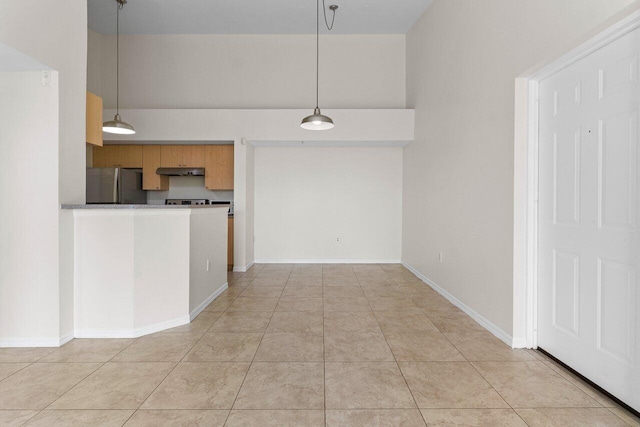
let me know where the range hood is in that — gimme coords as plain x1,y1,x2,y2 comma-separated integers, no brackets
155,168,205,176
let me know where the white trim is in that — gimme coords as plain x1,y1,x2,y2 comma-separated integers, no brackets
74,315,190,339
59,331,74,346
402,262,514,348
254,259,402,264
250,140,411,148
513,8,640,350
190,282,228,320
234,260,254,273
0,335,71,348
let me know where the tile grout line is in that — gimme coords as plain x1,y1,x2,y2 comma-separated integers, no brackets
41,361,106,411
219,268,251,427
127,269,247,423
5,330,141,421
217,267,254,427
224,265,292,420
361,269,427,421
322,263,326,427
605,407,638,427
384,272,431,425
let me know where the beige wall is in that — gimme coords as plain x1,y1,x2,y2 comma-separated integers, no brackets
0,0,87,344
88,32,405,109
254,147,403,263
403,0,637,337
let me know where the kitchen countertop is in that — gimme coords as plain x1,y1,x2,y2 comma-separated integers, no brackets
61,204,230,210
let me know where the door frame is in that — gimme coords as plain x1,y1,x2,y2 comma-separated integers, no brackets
513,4,640,349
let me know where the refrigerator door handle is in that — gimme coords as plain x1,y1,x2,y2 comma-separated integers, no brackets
114,168,120,203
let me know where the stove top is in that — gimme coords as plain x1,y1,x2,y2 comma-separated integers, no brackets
165,199,234,215
165,199,209,205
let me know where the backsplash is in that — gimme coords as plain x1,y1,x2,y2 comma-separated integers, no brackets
146,176,233,205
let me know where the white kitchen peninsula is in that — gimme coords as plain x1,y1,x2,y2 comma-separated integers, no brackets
62,204,229,338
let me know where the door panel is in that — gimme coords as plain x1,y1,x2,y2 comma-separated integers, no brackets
552,250,581,336
538,26,640,411
598,113,637,231
597,258,636,363
553,130,581,226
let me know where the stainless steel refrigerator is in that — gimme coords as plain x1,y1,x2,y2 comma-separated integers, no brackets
86,168,147,204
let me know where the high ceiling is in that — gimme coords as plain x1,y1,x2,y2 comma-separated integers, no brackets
88,0,432,35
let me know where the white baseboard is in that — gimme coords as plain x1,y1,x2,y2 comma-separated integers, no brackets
402,262,514,348
75,314,191,339
512,337,527,348
0,330,76,348
254,259,402,264
59,331,74,346
190,282,228,320
234,260,255,273
0,337,62,348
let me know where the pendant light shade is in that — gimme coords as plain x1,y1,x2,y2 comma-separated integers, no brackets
103,0,135,135
301,107,334,130
102,114,136,134
300,1,337,131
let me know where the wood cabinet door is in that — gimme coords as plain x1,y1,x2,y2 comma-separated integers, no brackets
205,145,234,190
93,145,142,168
182,145,205,167
86,92,103,147
92,145,120,167
160,145,184,167
117,145,143,168
142,146,168,190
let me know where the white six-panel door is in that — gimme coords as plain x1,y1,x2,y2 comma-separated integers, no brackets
538,26,640,411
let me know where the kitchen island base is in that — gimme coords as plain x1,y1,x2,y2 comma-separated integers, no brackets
67,205,228,338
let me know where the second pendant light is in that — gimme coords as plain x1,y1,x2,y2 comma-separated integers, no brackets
301,1,338,131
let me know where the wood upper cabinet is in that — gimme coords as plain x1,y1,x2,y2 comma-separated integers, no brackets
182,146,205,167
205,145,234,190
86,92,103,147
93,145,143,168
160,145,205,167
142,146,169,191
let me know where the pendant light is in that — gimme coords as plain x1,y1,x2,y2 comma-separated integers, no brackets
103,0,135,135
300,0,338,130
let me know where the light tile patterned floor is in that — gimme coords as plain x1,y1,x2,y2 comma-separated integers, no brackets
0,263,638,426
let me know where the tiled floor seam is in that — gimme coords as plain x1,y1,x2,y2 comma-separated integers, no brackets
225,267,291,418
322,263,327,427
365,273,427,424
606,407,638,427
129,323,202,413
437,330,533,427
130,269,247,424
42,361,106,411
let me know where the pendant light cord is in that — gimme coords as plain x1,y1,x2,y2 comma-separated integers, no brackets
322,0,336,31
316,0,319,108
315,0,337,109
116,0,122,115
115,0,126,115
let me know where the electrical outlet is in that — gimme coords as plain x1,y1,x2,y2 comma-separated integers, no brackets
206,259,210,271
439,252,444,263
41,70,51,87
336,236,341,244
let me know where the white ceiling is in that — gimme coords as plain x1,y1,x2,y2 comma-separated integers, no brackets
87,0,432,35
